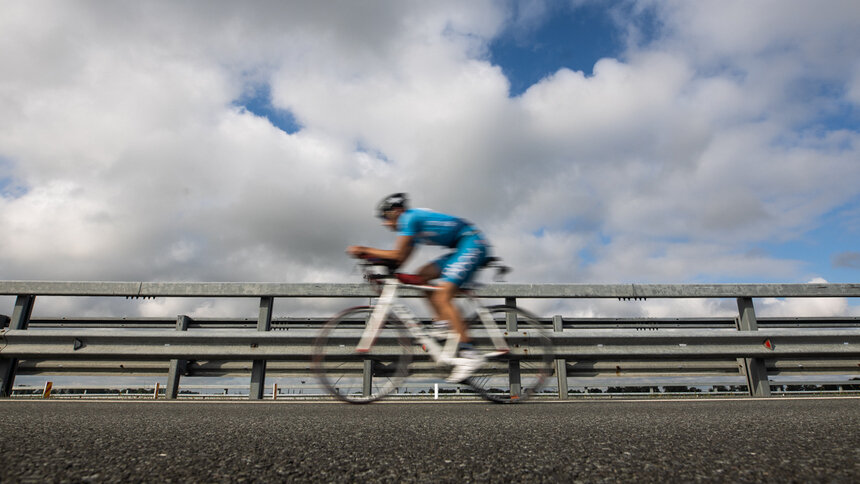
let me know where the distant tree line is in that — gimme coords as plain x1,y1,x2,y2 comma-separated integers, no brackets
565,384,860,394
12,388,202,395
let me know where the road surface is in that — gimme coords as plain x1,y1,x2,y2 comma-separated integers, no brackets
1,397,858,482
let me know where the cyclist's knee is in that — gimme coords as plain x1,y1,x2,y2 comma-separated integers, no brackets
433,282,458,303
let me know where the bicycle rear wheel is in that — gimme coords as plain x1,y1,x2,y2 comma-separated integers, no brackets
312,306,412,404
464,306,554,403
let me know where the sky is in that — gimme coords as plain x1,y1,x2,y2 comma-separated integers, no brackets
1,0,859,320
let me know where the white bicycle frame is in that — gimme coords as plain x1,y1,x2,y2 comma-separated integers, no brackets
355,276,510,365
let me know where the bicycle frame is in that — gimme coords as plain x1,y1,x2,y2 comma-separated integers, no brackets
355,276,510,365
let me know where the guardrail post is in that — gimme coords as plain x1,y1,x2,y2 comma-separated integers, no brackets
250,297,273,400
0,355,14,399
553,315,568,400
1,295,35,397
166,315,192,399
736,297,771,397
505,297,521,398
362,359,373,397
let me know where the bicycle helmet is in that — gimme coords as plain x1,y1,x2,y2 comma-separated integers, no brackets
376,192,408,219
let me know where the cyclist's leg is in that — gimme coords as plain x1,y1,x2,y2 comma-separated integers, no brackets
417,257,447,322
435,238,489,344
415,256,472,344
430,281,465,341
416,260,442,285
441,248,484,382
416,250,471,342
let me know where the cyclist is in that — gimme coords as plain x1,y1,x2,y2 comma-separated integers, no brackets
347,193,490,382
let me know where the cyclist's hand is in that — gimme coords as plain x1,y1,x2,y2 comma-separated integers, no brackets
346,246,368,258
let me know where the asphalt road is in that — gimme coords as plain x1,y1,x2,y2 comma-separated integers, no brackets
1,398,858,483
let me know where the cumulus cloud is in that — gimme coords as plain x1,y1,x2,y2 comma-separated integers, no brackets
1,1,858,318
757,278,860,318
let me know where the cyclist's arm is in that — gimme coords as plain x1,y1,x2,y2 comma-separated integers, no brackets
348,235,414,265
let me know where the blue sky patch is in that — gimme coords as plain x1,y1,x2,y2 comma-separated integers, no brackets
755,199,860,282
0,177,27,199
355,141,393,164
0,158,28,199
489,1,624,96
233,83,301,134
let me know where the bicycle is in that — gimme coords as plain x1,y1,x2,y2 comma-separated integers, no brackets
311,258,555,403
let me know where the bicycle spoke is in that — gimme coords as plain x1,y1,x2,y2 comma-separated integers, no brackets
312,307,412,403
465,306,554,403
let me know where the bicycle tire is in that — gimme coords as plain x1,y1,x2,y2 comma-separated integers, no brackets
312,306,412,404
463,305,554,403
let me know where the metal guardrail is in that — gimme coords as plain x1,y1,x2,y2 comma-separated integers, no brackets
2,281,860,400
3,328,859,359
17,315,860,330
1,281,860,298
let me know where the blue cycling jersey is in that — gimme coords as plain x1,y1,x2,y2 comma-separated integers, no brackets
397,208,490,286
397,208,474,248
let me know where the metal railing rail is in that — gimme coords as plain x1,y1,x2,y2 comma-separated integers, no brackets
3,328,859,359
2,281,860,400
15,315,860,330
2,281,860,298
13,358,858,377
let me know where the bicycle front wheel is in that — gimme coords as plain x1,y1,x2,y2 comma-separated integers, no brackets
465,306,554,403
312,306,412,404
